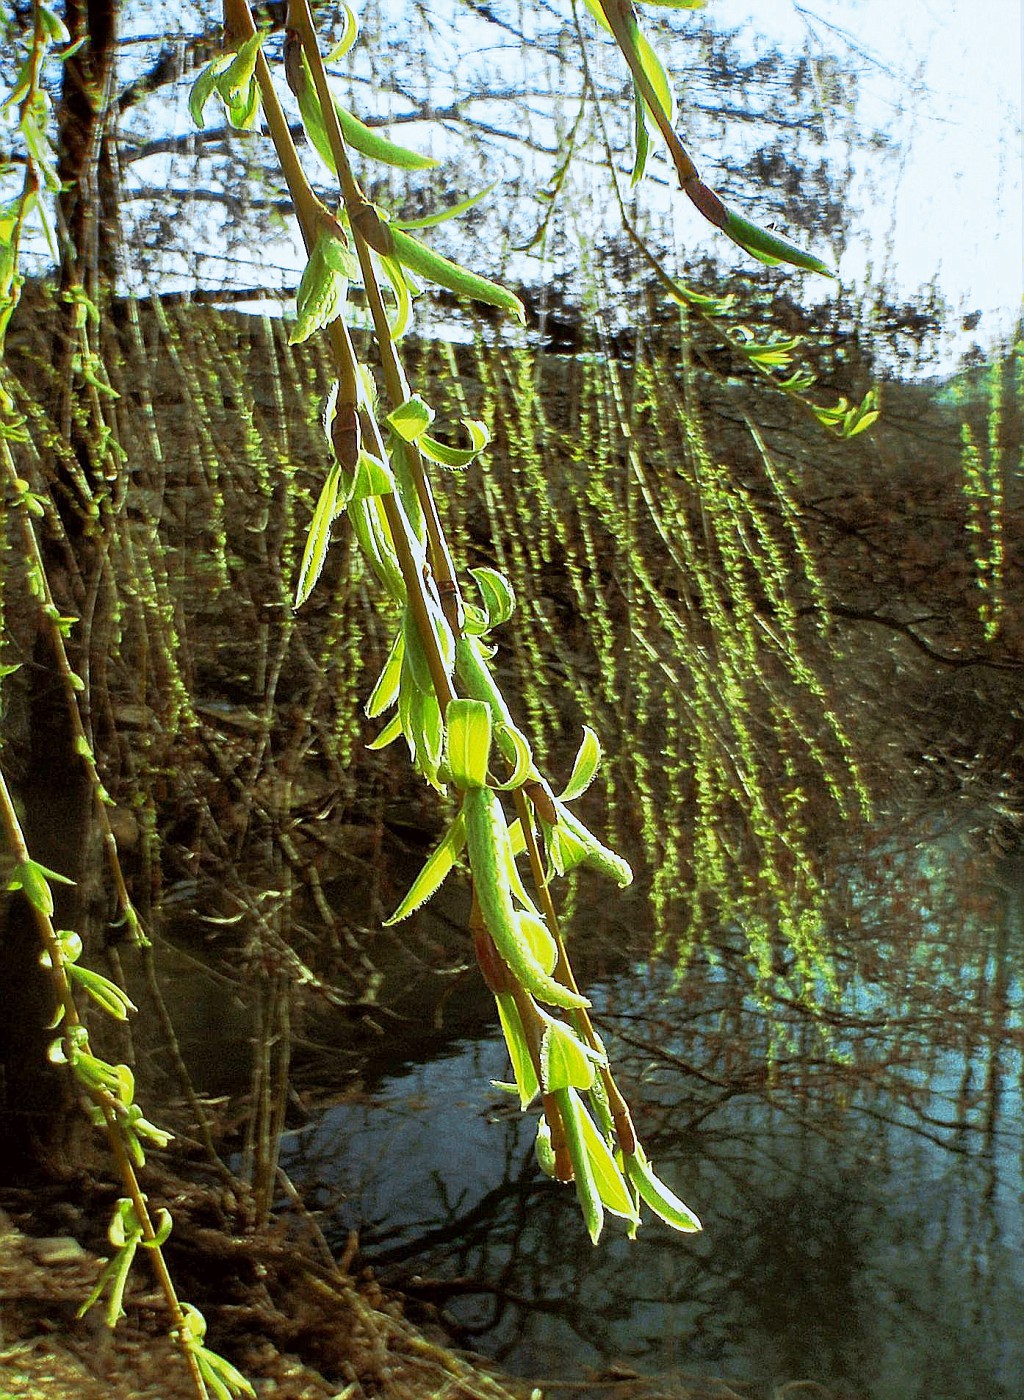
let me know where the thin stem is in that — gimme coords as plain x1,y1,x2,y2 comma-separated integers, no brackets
286,0,464,634
0,764,209,1400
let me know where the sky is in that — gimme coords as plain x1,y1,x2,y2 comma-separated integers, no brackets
709,0,1023,357
9,0,1019,368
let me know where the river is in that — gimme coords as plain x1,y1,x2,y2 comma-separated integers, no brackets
266,832,1024,1400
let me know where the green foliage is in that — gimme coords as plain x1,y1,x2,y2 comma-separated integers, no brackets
2,0,917,1290
953,340,1017,641
291,227,359,343
285,40,437,173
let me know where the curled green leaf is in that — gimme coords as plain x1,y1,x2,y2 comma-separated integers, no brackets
418,418,490,470
446,697,492,789
722,208,835,277
325,3,359,63
492,721,533,789
468,565,514,629
294,53,436,172
389,228,526,324
464,787,588,1010
625,1149,702,1232
560,726,602,802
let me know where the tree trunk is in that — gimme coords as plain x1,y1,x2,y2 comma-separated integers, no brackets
57,0,121,297
0,0,121,1184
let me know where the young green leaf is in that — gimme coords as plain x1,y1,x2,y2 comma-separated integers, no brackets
365,628,405,718
294,462,342,608
580,0,613,34
492,721,533,789
215,31,264,104
630,85,650,186
386,394,435,443
495,991,540,1108
557,1087,604,1244
634,26,675,125
384,812,467,924
625,1150,702,1232
125,1103,173,1151
38,4,71,42
10,859,54,916
194,1345,256,1400
576,1098,639,1222
418,418,490,470
540,1016,598,1092
291,231,357,344
104,1239,139,1327
517,910,558,974
468,565,515,629
50,929,83,965
464,786,588,1010
350,450,395,499
393,182,498,231
188,56,232,128
294,53,437,173
551,804,633,886
722,208,835,277
378,254,415,338
367,712,403,750
535,1116,557,1176
388,228,526,324
67,964,138,1021
325,3,359,62
560,726,602,802
446,698,492,789
140,1207,173,1249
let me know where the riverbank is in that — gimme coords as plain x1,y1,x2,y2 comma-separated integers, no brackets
0,1195,532,1400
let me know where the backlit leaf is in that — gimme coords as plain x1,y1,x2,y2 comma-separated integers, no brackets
468,565,514,628
418,418,490,470
294,463,341,608
577,1100,639,1221
540,1016,597,1091
367,713,403,750
625,1150,702,1232
384,812,466,924
387,394,435,443
558,1087,604,1243
560,726,601,802
365,629,404,718
496,991,540,1108
446,698,492,789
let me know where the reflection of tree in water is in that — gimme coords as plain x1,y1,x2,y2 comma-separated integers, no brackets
280,824,1023,1394
713,1168,870,1385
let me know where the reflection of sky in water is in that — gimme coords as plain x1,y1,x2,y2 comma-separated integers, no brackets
284,962,1024,1400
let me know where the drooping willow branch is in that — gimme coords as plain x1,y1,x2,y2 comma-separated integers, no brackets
208,0,700,1242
